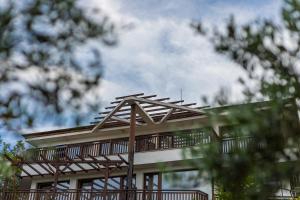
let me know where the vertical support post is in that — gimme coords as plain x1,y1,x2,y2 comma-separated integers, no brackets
158,173,162,200
104,166,109,200
53,164,59,193
127,103,136,199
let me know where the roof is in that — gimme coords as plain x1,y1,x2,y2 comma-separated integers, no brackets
23,94,296,140
23,93,207,139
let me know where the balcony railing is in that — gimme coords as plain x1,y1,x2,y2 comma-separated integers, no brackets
25,129,259,163
0,189,209,200
222,136,253,153
27,130,210,161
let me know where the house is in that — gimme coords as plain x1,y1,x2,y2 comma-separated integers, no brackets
1,93,299,200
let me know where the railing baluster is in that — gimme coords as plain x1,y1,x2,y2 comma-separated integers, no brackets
26,130,258,163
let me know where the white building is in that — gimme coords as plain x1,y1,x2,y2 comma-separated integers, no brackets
3,94,299,200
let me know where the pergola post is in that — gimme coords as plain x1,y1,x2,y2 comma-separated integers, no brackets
127,103,136,198
104,165,109,200
53,163,59,193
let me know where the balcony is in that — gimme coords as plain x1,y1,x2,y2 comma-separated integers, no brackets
0,189,209,200
27,130,211,162
24,131,259,163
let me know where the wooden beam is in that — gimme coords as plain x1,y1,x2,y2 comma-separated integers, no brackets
110,116,142,126
60,163,76,174
135,102,155,125
159,108,175,124
39,155,55,173
97,103,198,120
111,116,131,124
104,165,109,196
127,104,136,191
25,163,44,176
53,163,59,191
115,93,144,100
76,155,100,171
104,97,170,110
92,100,126,133
100,154,111,162
20,166,33,177
87,154,102,170
66,155,88,173
99,100,183,115
112,94,155,103
127,96,205,114
38,163,54,175
117,154,129,165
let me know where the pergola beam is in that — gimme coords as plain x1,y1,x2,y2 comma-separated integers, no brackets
60,163,76,174
92,100,126,133
38,163,54,175
159,108,175,124
111,116,131,124
66,155,88,172
127,96,204,114
117,154,129,165
135,102,155,125
104,97,170,110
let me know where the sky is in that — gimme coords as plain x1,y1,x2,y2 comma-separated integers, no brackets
15,0,284,137
92,0,282,108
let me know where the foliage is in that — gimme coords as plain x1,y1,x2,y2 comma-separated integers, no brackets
0,139,25,189
0,0,116,134
188,0,300,199
0,0,117,182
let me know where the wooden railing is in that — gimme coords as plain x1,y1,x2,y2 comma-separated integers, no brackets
0,189,209,200
221,136,253,153
25,130,258,162
27,130,210,161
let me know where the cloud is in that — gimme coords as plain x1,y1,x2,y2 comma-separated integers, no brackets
90,0,283,107
13,0,282,136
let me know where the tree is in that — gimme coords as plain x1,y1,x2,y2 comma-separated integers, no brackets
187,0,300,199
0,0,116,134
0,0,117,180
0,138,25,189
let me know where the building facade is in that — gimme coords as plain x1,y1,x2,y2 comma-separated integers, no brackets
2,94,299,200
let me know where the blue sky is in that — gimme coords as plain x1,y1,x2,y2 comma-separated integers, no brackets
92,0,282,106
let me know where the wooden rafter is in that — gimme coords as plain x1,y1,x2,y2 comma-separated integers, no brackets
95,102,198,121
92,100,127,133
5,153,129,178
92,94,206,132
135,102,155,125
127,96,204,114
159,108,175,124
104,97,170,110
111,116,131,124
99,100,187,116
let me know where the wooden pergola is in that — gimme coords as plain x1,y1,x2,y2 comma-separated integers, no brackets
91,93,206,192
5,153,129,191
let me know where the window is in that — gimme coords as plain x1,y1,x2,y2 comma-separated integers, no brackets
78,176,136,200
144,173,161,190
37,181,70,191
79,175,136,191
37,181,70,200
162,170,200,190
